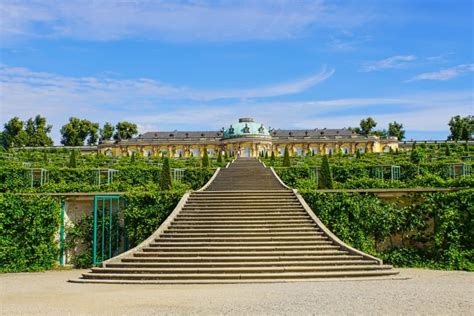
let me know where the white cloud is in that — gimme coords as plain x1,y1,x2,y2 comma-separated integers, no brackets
407,64,474,81
362,55,417,72
0,1,370,42
1,64,472,143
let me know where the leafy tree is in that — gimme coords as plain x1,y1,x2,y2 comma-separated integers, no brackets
100,122,114,142
159,157,173,190
372,130,388,138
448,115,473,141
202,148,210,167
68,150,77,168
359,117,377,136
60,117,99,146
388,121,405,140
24,115,53,146
114,121,138,140
1,117,28,148
318,155,333,189
283,146,291,167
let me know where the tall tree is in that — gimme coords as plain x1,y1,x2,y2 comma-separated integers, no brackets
100,122,115,142
68,150,77,168
217,150,223,166
359,117,377,136
114,121,138,140
24,115,53,146
159,157,173,190
283,146,291,167
1,117,28,148
318,155,333,189
60,117,99,146
270,150,275,165
448,115,474,141
388,121,405,140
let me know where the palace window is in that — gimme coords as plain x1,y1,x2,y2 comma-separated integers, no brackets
325,147,333,154
145,149,153,157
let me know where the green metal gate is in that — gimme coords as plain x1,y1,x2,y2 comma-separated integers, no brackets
93,195,128,266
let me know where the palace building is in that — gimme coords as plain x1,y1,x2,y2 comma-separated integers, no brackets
98,118,399,158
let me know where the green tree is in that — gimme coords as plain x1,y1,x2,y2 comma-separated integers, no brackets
283,146,291,167
69,150,77,168
410,142,423,164
265,151,269,159
388,121,405,140
1,117,28,148
356,148,362,159
202,148,210,167
318,155,333,189
159,157,173,190
60,117,99,146
114,121,138,140
100,122,114,142
217,150,223,166
448,115,473,141
270,150,275,165
24,115,53,146
445,144,451,156
43,150,48,165
360,117,377,136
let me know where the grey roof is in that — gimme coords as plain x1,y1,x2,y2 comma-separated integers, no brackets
269,129,353,137
134,128,354,140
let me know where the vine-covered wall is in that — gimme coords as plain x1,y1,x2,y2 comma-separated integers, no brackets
301,189,474,271
0,194,60,272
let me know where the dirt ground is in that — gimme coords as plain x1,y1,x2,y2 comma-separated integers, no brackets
1,268,473,315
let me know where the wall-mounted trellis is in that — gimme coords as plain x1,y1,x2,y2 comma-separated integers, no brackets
371,165,401,181
172,168,186,182
447,163,471,178
93,195,128,266
94,169,119,186
27,168,48,187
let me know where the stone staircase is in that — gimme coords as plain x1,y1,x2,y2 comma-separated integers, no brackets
72,158,398,284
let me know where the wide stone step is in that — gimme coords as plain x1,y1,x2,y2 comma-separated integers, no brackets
157,236,328,242
165,226,317,231
82,269,398,281
178,211,308,216
141,245,341,252
107,259,377,268
170,220,314,225
160,231,324,237
150,240,333,247
182,206,304,211
175,215,311,220
123,254,364,263
133,249,348,257
91,265,390,275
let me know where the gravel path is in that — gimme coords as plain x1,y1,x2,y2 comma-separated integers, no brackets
1,268,472,315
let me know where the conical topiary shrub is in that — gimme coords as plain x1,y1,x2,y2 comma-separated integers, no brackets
202,148,210,167
159,157,173,190
217,150,222,166
318,155,333,189
283,146,291,167
69,149,77,168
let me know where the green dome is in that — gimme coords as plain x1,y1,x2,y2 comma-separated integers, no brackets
223,118,270,139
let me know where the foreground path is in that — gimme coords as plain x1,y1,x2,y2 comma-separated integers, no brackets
1,269,472,315
73,158,397,284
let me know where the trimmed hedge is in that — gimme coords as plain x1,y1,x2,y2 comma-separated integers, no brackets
0,194,60,272
301,189,474,270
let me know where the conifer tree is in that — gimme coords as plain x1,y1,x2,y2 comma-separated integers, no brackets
224,151,228,160
217,150,222,166
445,144,451,156
43,150,48,165
283,146,291,167
265,151,268,159
130,151,136,163
270,150,275,165
159,157,173,190
356,149,361,159
318,155,333,189
202,148,210,167
69,150,77,168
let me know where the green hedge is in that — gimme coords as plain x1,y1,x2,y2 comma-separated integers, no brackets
301,189,474,270
0,167,214,193
0,194,60,272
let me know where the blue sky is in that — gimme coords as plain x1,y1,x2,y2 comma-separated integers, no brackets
0,0,473,143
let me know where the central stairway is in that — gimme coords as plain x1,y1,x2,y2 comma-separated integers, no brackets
73,158,398,284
